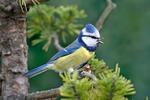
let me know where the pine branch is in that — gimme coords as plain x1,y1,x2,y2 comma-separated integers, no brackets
96,0,117,31
52,33,64,51
26,88,60,100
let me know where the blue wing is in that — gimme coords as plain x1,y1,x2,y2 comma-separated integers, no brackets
24,39,82,78
49,39,81,62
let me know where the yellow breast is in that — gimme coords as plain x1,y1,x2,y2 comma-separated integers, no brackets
53,47,95,72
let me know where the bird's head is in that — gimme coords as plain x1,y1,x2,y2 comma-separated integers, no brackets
78,24,103,51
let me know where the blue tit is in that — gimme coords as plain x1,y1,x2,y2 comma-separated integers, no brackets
23,24,103,78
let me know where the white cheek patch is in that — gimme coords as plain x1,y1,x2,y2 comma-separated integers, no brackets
82,28,100,38
82,37,97,47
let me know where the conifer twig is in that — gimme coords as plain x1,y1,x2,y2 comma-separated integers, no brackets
96,0,117,31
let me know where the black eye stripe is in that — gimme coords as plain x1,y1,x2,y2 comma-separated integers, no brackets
90,36,97,39
82,35,100,39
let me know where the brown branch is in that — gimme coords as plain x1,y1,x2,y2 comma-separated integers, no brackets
52,33,64,51
26,88,60,100
96,0,117,31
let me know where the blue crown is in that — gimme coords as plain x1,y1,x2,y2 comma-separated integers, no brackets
85,24,96,33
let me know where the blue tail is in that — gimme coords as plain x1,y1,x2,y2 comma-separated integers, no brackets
23,64,50,78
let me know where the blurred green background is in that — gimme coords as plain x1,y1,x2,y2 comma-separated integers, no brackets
27,0,150,100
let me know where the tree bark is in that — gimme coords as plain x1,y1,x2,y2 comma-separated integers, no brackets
0,0,29,100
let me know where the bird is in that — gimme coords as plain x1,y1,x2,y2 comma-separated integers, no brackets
23,24,103,78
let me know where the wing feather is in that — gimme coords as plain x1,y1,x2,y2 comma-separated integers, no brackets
49,39,81,62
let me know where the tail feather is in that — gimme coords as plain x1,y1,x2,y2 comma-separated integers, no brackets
23,64,53,78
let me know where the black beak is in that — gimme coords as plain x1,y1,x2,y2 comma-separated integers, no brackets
97,39,104,44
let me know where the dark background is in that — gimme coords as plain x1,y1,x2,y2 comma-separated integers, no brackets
27,0,150,100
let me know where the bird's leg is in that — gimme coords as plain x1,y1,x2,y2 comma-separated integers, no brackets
78,64,97,81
